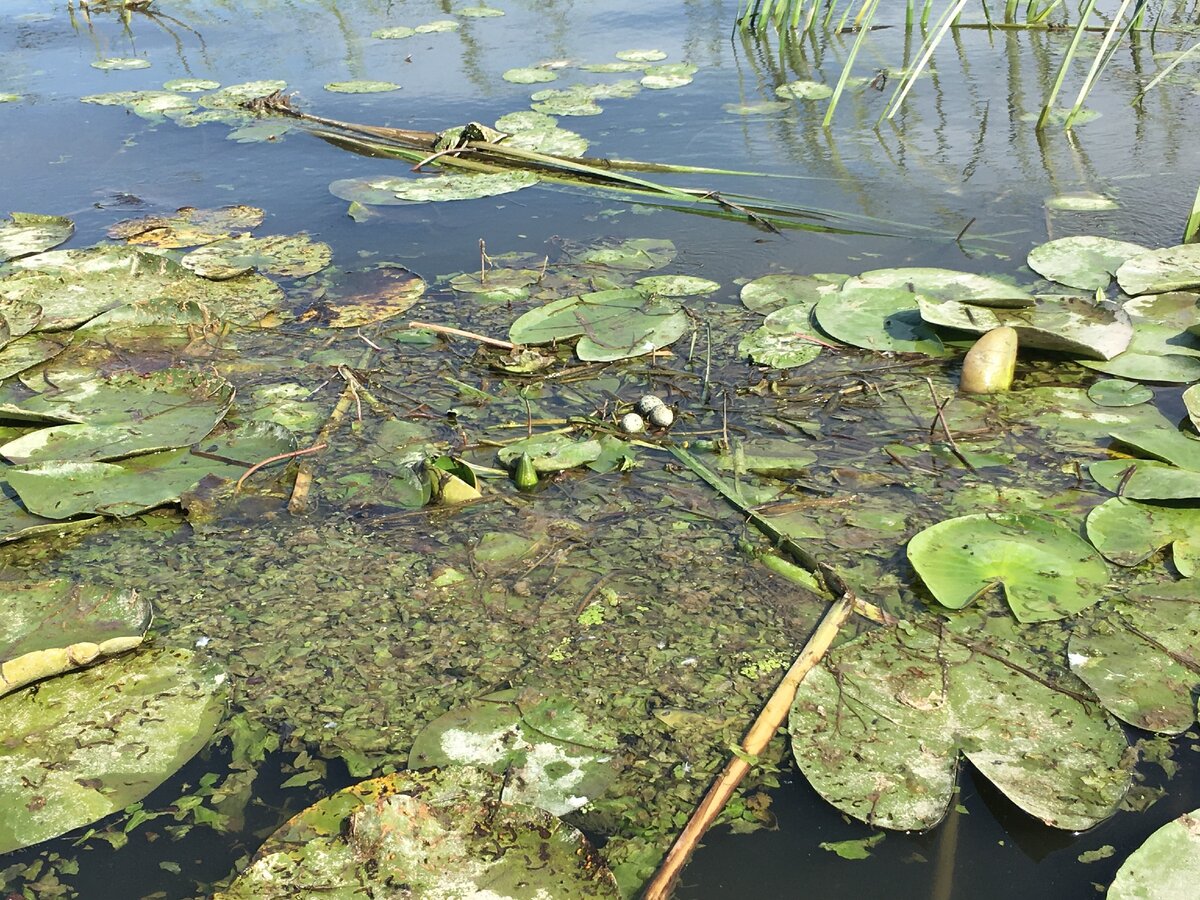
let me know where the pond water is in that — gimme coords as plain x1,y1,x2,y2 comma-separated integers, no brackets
2,1,1200,898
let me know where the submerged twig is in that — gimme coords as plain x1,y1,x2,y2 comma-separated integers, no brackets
235,442,328,493
407,321,517,350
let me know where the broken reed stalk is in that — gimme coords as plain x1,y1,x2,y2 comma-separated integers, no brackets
1185,181,1200,244
407,321,517,350
642,592,855,900
288,373,362,514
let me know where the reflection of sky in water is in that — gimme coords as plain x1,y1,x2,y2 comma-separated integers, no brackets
0,1,1198,286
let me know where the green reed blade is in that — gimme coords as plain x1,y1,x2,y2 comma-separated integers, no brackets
1035,0,1095,130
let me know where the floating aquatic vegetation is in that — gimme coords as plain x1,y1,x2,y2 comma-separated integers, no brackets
80,89,193,121
1046,192,1118,212
198,80,287,109
509,288,688,362
1108,806,1200,899
215,768,619,899
723,100,791,114
641,63,698,90
814,286,950,357
713,438,816,477
1069,581,1200,734
90,57,150,70
842,266,1034,308
415,19,461,33
635,274,719,296
496,432,604,472
181,233,332,280
1086,498,1198,576
616,49,667,62
409,688,619,815
458,6,506,17
162,78,220,92
1087,378,1153,406
503,66,558,84
775,80,832,100
1117,243,1200,296
738,303,826,369
562,237,676,271
305,264,426,328
1078,319,1200,382
0,579,149,697
0,647,227,855
790,623,1132,831
323,80,400,93
1027,235,1148,291
371,25,415,38
0,213,73,263
108,205,265,249
739,272,844,314
907,513,1110,622
1089,414,1200,500
332,171,540,204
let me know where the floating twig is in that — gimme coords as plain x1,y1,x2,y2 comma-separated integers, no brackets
408,321,517,350
235,443,328,493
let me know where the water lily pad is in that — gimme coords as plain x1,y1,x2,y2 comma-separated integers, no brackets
1027,236,1148,291
1123,291,1200,329
162,78,220,92
503,125,589,156
0,369,235,465
0,334,68,380
1117,244,1200,296
1046,192,1117,212
449,267,540,302
635,274,719,296
740,273,844,314
0,579,150,697
181,233,332,280
91,57,151,70
1086,498,1198,576
723,100,791,115
1090,458,1200,500
324,80,400,93
108,205,265,249
815,287,949,357
502,67,558,84
775,80,833,100
509,288,687,361
458,7,506,17
0,94,20,103
389,172,539,203
198,80,287,109
215,768,619,899
616,49,667,62
579,62,646,73
564,237,676,272
322,265,426,328
0,213,73,263
917,294,1133,360
791,624,1131,831
843,267,1035,308
738,326,823,369
0,647,227,855
494,110,557,131
1069,581,1200,733
81,89,193,121
1078,320,1200,381
907,513,1110,622
530,92,603,116
714,438,817,476
409,688,618,815
6,422,294,519
641,64,698,90
372,26,415,39
1087,379,1153,406
415,19,461,33
1185,384,1200,430
496,433,603,472
1109,807,1200,899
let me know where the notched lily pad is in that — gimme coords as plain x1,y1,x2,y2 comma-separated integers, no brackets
1027,236,1147,291
1117,244,1200,296
815,287,949,357
844,267,1034,308
497,433,603,473
509,289,687,361
1086,497,1197,577
907,513,1110,622
791,624,1131,831
181,233,332,280
0,213,74,263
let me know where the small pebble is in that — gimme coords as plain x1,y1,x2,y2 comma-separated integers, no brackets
620,412,646,433
636,394,665,415
648,406,674,428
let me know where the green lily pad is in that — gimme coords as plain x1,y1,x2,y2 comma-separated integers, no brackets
91,57,151,70
0,579,150,697
579,62,647,73
1090,458,1200,500
530,91,603,116
907,513,1110,622
634,274,719,296
775,80,833,100
458,7,506,17
324,80,400,93
1109,807,1200,898
641,64,698,90
108,205,265,249
198,80,287,109
790,624,1131,831
449,267,540,302
738,326,823,369
616,49,667,62
496,433,603,473
81,90,194,122
1122,291,1200,329
0,94,20,103
842,267,1035,308
395,172,540,203
723,100,791,115
181,233,331,280
215,768,619,899
714,438,818,477
0,213,73,263
503,125,589,156
815,287,949,357
1069,581,1200,733
1027,236,1148,291
1109,416,1200,470
564,237,676,272
0,369,235,465
372,26,416,39
740,273,845,314
6,422,294,519
1078,320,1200,381
494,110,558,131
1087,379,1153,406
1046,192,1118,212
415,19,460,33
502,67,558,84
0,334,68,380
1185,384,1200,430
1117,244,1200,296
1086,498,1198,576
409,688,618,815
0,647,227,855
329,175,414,206
917,294,1133,360
162,78,220,92
509,288,688,361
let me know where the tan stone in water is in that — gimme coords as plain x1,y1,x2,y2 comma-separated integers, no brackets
960,326,1018,394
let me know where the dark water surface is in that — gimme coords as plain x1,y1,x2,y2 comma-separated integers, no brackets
2,1,1199,898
